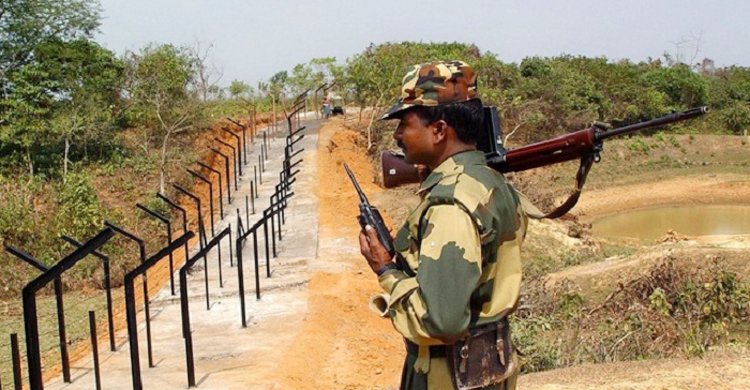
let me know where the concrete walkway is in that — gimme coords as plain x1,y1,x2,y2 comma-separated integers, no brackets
46,118,322,389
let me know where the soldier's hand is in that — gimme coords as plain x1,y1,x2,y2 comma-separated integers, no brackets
359,225,394,275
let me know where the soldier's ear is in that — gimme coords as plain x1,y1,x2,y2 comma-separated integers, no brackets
431,120,448,143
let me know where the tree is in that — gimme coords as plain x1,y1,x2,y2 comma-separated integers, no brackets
124,44,201,194
228,79,251,99
0,0,105,176
0,0,101,97
191,40,222,102
34,38,124,175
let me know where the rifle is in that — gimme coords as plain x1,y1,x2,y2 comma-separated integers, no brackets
344,163,395,254
382,106,709,218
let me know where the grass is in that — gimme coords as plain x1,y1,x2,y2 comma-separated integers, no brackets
0,287,122,384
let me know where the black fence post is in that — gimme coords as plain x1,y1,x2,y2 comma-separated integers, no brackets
173,184,212,309
124,232,193,390
214,138,239,189
226,118,248,165
22,228,114,390
236,225,247,327
254,165,259,193
89,311,102,390
178,229,228,388
3,246,71,383
157,193,190,283
59,236,116,352
220,127,243,176
135,204,175,296
258,155,263,182
197,162,225,218
104,221,155,368
187,168,216,236
11,333,21,390
208,147,233,202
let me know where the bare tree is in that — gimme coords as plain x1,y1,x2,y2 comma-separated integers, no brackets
191,40,223,102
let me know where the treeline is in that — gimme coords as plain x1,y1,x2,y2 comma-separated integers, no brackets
0,0,263,182
276,42,750,144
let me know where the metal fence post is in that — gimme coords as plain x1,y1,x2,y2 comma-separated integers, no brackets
88,311,101,390
22,228,114,390
60,236,116,352
214,138,239,189
134,204,175,296
4,246,71,383
104,221,155,368
208,147,233,202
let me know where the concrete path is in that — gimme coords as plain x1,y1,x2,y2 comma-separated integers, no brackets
46,118,322,389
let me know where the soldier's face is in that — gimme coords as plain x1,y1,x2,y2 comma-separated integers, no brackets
394,111,436,165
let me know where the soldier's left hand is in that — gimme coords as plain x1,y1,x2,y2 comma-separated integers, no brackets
359,225,394,275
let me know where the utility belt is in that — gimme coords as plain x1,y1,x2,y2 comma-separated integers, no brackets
404,318,516,390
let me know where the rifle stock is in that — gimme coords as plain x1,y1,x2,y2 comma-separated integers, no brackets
382,106,709,189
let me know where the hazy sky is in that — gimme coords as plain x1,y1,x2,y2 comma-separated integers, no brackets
96,0,749,87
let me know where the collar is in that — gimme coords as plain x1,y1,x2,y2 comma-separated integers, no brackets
417,150,485,195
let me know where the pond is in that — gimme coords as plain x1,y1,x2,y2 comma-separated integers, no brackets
591,205,750,241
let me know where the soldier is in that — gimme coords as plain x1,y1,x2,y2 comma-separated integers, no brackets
358,61,527,389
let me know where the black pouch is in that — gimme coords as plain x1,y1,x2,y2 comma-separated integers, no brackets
445,319,515,390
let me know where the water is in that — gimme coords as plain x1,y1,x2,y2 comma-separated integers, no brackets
591,205,750,241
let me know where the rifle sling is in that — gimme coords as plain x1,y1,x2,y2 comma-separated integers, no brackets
526,155,594,220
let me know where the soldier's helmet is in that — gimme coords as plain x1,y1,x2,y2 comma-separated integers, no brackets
381,60,479,120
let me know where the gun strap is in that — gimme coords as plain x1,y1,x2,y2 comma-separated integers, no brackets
526,155,594,220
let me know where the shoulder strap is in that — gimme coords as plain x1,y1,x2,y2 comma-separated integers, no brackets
525,155,594,220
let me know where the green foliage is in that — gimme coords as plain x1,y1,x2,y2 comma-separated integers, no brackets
228,79,251,98
626,136,651,154
641,63,709,108
124,43,199,131
345,42,482,109
55,172,103,240
0,177,38,246
1,9,122,176
0,0,101,78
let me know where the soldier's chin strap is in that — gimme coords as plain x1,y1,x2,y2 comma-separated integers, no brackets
525,155,595,220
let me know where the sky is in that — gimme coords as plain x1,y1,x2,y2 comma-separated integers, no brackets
96,0,749,88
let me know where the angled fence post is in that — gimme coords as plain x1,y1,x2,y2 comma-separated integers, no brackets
214,138,239,189
173,184,213,308
197,162,225,218
187,169,216,236
208,147,233,202
4,246,71,383
220,126,243,176
59,235,116,351
178,228,228,388
186,169,224,288
135,204,176,296
22,228,114,390
226,118,248,164
124,232,193,390
157,193,190,280
104,221,155,368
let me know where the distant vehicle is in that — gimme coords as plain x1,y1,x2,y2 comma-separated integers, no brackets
331,96,345,116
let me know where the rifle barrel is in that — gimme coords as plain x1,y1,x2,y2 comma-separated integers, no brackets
596,106,709,141
343,163,369,204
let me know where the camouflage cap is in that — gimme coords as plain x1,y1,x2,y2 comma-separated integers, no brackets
381,60,479,120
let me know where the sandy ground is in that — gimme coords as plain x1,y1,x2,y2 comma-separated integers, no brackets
572,173,750,222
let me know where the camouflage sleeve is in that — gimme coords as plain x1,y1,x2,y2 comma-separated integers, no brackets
378,204,481,344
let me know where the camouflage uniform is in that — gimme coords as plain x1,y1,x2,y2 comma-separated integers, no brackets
378,61,528,389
